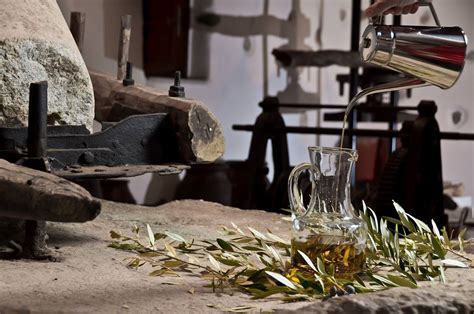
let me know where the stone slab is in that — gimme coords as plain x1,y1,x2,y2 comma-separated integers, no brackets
0,200,472,313
0,0,94,131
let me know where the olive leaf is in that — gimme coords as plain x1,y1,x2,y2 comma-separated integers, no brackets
164,242,177,258
109,202,472,302
165,231,187,243
386,274,417,288
441,259,468,268
298,250,317,272
265,271,297,290
146,224,156,249
208,254,222,272
248,227,268,241
217,238,234,252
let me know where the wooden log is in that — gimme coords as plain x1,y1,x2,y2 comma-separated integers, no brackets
89,71,225,163
70,12,86,53
272,49,365,68
0,159,101,222
117,15,132,80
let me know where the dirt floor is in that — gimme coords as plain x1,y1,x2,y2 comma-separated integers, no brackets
0,200,473,313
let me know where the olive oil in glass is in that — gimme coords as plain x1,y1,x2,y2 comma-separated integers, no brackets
288,147,367,279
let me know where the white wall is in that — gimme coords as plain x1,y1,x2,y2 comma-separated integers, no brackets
57,0,474,203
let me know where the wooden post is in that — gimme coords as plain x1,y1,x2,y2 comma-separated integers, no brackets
117,15,132,80
70,12,86,53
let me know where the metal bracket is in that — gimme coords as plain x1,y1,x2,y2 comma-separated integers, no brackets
0,113,186,178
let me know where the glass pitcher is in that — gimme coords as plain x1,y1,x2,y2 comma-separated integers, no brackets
288,146,367,278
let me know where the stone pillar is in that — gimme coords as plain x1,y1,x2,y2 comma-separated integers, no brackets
0,0,94,131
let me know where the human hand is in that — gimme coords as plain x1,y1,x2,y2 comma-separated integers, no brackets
365,0,431,18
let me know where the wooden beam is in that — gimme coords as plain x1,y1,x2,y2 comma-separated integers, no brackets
272,49,365,68
0,159,101,222
89,71,225,163
117,15,132,80
70,12,86,53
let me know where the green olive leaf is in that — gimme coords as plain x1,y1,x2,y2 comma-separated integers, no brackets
265,271,297,290
386,274,417,288
217,238,234,252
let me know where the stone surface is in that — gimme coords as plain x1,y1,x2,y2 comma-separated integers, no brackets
0,0,94,130
0,200,472,313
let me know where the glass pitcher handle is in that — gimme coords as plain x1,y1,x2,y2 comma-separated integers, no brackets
288,162,318,217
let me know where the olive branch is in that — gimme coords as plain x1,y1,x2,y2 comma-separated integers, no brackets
109,202,472,301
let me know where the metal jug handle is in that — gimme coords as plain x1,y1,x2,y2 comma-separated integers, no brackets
369,1,440,27
369,15,384,25
418,0,441,27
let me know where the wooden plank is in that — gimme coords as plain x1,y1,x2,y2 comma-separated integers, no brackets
117,15,132,80
0,159,101,222
70,12,86,53
272,49,365,68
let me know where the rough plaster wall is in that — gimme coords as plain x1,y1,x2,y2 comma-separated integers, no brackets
57,0,473,203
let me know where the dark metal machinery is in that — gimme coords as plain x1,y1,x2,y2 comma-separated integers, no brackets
0,87,187,179
0,81,188,259
232,98,474,227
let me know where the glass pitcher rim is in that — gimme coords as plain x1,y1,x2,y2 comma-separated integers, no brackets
308,146,358,157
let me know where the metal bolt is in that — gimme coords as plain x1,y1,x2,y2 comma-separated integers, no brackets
80,151,95,164
122,62,135,86
174,71,181,86
168,71,185,97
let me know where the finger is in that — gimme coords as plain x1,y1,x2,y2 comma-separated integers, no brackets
402,5,413,14
383,8,395,15
392,6,404,15
398,0,417,5
409,3,419,14
365,1,398,18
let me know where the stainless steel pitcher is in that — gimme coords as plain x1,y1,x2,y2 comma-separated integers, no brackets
347,1,468,114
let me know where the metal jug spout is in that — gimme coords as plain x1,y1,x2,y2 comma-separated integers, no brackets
351,1,468,115
345,78,429,118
